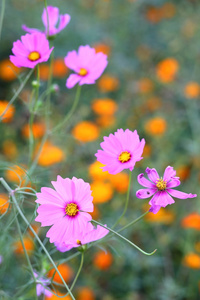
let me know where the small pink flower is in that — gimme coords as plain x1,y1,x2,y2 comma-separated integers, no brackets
95,129,145,175
35,176,94,244
136,166,197,214
22,6,71,37
55,222,109,252
33,271,52,297
64,45,108,88
10,32,54,69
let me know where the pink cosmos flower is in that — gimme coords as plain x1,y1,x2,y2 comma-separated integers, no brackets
95,128,145,175
136,166,197,214
33,271,52,297
22,6,70,37
35,176,94,244
10,32,54,69
55,222,109,252
64,45,108,88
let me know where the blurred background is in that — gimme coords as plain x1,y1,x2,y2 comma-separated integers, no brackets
0,0,200,299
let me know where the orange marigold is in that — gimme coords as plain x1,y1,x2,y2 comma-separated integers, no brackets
145,208,175,224
53,58,68,78
0,59,22,81
91,181,113,203
108,172,129,193
176,165,190,181
5,165,27,184
93,42,111,56
89,161,109,181
2,140,18,160
36,141,65,167
0,101,15,123
97,74,119,93
77,287,95,300
184,82,200,99
22,122,46,139
183,253,200,269
181,213,200,230
45,292,71,300
13,237,34,255
0,193,10,214
48,263,74,284
92,98,118,115
96,115,116,128
72,121,99,143
145,6,162,23
142,143,152,158
156,58,179,83
39,64,50,81
145,117,167,136
93,250,113,270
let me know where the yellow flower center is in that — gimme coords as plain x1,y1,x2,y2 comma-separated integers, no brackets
28,51,41,61
156,178,167,191
78,68,88,76
118,151,131,163
77,239,82,245
65,203,78,216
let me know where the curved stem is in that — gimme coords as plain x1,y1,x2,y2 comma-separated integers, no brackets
92,219,156,256
51,85,82,134
117,211,149,234
0,178,76,300
70,252,84,291
0,69,34,121
112,170,132,229
0,0,6,40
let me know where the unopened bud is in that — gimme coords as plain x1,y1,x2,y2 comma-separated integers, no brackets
32,80,40,88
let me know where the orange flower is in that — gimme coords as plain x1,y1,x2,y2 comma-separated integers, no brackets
145,6,162,23
39,64,50,81
181,213,200,230
145,117,167,136
0,59,22,81
176,165,190,181
92,98,118,115
0,194,10,214
48,263,73,284
108,172,129,193
90,205,100,220
97,74,119,93
93,250,113,270
184,82,200,99
53,58,68,78
77,287,95,300
142,143,152,158
156,58,179,83
21,122,46,139
72,121,100,143
91,181,113,203
45,291,71,300
145,208,175,224
2,140,18,160
5,165,27,185
183,253,200,269
28,224,40,237
89,161,109,181
0,101,15,123
96,115,116,128
36,141,65,167
93,42,111,56
13,237,34,255
138,78,154,94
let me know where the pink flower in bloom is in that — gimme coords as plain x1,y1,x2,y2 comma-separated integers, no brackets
55,222,109,252
33,271,52,297
136,166,197,214
35,176,94,244
95,129,145,175
22,6,71,37
64,45,108,88
10,32,54,69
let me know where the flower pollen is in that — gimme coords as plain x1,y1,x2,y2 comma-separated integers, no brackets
65,203,78,216
76,239,82,245
118,151,131,163
156,178,167,191
28,51,41,61
78,68,88,76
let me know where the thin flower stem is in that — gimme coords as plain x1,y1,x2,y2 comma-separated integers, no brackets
0,0,6,40
13,207,37,300
117,211,149,233
16,191,36,196
92,219,156,256
45,46,54,130
0,178,76,300
112,170,132,229
70,252,84,292
51,85,82,133
0,69,34,121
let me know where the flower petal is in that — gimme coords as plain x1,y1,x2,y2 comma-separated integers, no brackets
145,167,159,183
152,190,175,207
163,166,177,182
56,14,71,34
66,74,80,88
167,177,180,188
168,189,197,199
137,173,155,188
136,188,156,199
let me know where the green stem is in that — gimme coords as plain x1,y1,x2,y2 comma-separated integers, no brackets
112,170,132,229
92,219,156,256
0,178,76,300
51,85,82,133
70,252,84,291
117,211,149,233
45,47,54,130
0,69,34,121
0,0,6,40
